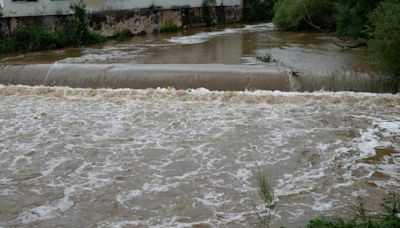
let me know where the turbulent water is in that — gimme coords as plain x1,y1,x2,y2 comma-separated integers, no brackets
0,85,399,227
1,23,397,93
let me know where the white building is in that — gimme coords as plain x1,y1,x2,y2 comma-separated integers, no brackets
0,0,242,18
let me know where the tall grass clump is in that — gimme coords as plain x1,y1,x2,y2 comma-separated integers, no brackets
256,53,276,63
253,173,276,227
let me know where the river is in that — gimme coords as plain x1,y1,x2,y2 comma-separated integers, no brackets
0,23,398,92
0,23,399,227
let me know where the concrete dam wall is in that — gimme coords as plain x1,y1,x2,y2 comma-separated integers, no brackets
0,64,291,91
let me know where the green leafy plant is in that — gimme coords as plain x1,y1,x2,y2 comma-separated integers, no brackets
202,0,217,26
113,29,133,41
0,3,107,56
336,0,381,38
368,0,400,80
70,3,106,44
307,192,400,228
160,24,180,33
381,192,400,216
243,0,278,22
272,0,336,31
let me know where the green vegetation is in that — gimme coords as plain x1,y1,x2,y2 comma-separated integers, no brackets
368,0,400,80
256,53,276,63
336,0,381,38
308,192,400,228
69,3,107,45
253,173,400,227
113,29,133,41
160,24,180,33
272,0,336,31
0,3,107,56
243,0,278,22
253,173,276,227
263,0,400,79
202,0,217,26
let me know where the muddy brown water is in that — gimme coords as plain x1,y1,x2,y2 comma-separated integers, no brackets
0,86,399,227
0,23,399,227
0,23,398,92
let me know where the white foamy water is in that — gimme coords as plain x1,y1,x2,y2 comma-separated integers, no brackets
0,85,399,227
167,23,276,44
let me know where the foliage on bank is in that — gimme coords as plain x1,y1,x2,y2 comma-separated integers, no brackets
0,3,106,56
251,0,400,80
368,0,400,80
307,192,400,228
243,0,278,22
273,0,336,31
254,174,400,227
335,0,381,38
160,24,180,33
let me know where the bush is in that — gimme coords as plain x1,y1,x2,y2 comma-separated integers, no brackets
113,29,133,41
336,0,382,38
243,0,278,22
0,40,15,55
368,0,400,80
0,3,107,56
160,24,180,33
202,0,217,26
272,0,336,31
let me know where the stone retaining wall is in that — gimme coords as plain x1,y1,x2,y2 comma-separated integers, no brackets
0,5,242,37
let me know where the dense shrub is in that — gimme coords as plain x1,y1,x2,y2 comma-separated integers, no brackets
272,0,336,31
336,0,382,38
12,26,72,51
0,3,106,56
243,0,278,22
202,0,217,26
368,0,400,80
160,24,180,33
70,3,106,45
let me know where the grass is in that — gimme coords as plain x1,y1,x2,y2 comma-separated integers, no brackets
160,24,180,33
253,173,276,227
256,53,276,63
113,29,133,41
253,173,400,228
256,174,275,205
0,3,128,56
307,192,400,228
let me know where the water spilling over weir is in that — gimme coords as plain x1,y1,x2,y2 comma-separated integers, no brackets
0,64,291,91
0,63,398,92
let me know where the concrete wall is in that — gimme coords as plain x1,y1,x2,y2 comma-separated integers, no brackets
0,5,243,37
1,0,242,18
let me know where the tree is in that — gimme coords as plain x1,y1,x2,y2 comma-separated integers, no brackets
369,0,400,80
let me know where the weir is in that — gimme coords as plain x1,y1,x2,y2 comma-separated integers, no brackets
0,64,292,91
0,63,398,92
